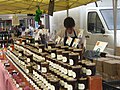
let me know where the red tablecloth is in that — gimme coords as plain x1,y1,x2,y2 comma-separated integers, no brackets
0,63,18,90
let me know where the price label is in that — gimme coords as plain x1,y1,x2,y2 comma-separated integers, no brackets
57,55,63,60
68,84,73,90
37,65,40,70
69,59,74,65
48,46,51,49
78,84,85,89
19,53,22,56
26,69,29,73
51,53,56,58
86,69,92,75
68,70,73,77
41,67,47,73
39,49,42,53
22,42,25,45
72,71,76,78
27,58,30,62
66,36,73,46
63,57,67,62
35,43,38,46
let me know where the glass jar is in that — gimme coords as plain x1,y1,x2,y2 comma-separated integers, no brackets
61,46,69,51
78,77,88,90
47,42,55,49
62,51,70,63
72,65,82,79
41,62,49,73
85,63,96,76
26,54,33,63
56,49,63,60
51,48,57,59
73,49,83,60
67,77,77,90
35,40,39,46
55,44,62,49
39,44,45,52
69,53,79,65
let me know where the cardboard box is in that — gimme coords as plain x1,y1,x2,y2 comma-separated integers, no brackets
117,63,120,77
102,73,110,81
96,65,103,72
116,47,120,56
96,57,111,67
103,60,120,76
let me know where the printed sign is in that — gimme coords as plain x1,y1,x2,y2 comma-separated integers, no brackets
66,36,73,46
93,41,108,52
72,38,80,48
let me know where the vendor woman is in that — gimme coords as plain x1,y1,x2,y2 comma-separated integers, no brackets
56,17,85,49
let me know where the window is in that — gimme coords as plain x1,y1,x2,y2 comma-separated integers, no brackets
88,12,105,34
100,9,120,30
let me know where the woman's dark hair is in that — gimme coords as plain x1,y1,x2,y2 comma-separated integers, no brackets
64,17,75,28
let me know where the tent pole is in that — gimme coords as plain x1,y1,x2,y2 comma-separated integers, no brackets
113,0,118,55
67,9,69,17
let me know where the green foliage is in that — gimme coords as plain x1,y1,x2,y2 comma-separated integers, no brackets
35,7,42,22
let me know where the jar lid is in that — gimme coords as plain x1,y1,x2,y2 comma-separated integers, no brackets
67,77,77,82
79,77,87,81
56,49,63,52
61,46,69,48
48,42,55,45
73,49,82,52
62,51,71,54
85,63,96,66
69,53,79,56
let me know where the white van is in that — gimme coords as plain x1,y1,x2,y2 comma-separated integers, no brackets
84,7,120,54
50,7,120,55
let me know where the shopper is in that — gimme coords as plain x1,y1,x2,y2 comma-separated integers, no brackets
56,17,85,48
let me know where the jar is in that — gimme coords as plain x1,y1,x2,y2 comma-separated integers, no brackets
69,53,79,65
62,63,68,75
56,49,63,60
18,50,24,57
35,40,39,46
72,65,82,79
66,77,77,90
85,63,96,76
19,56,27,65
35,59,45,70
73,49,83,60
78,77,88,90
29,38,35,44
22,39,26,45
41,62,49,73
47,42,55,49
26,54,33,63
68,47,74,52
68,65,73,77
49,78,59,90
61,46,69,51
9,44,14,51
62,51,70,63
51,48,57,59
55,44,61,49
26,64,33,74
39,44,45,52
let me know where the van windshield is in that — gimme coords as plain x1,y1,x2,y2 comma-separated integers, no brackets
100,9,120,30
